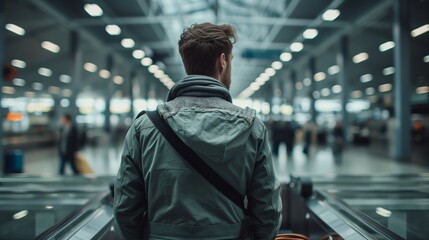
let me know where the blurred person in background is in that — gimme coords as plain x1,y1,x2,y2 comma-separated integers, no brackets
332,121,344,157
58,113,79,175
114,22,282,240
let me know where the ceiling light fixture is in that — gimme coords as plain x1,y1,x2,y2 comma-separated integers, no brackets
321,88,330,96
411,24,429,37
383,67,395,76
366,87,375,95
271,61,283,70
379,83,392,92
2,86,15,94
295,82,303,90
48,86,61,94
353,52,369,63
280,52,292,62
60,74,72,83
84,3,103,17
5,23,25,36
132,50,145,59
13,78,25,86
332,85,342,93
148,65,159,73
41,41,60,53
11,59,26,68
141,57,153,66
121,38,135,48
32,82,43,91
303,77,312,86
63,89,72,97
322,9,340,21
290,42,304,52
265,68,276,77
313,91,320,99
424,55,429,63
303,29,318,39
351,90,362,98
84,62,97,72
327,65,340,75
113,76,124,85
105,24,121,35
314,72,326,81
99,69,110,79
379,41,395,52
360,74,373,83
38,67,52,77
416,86,429,94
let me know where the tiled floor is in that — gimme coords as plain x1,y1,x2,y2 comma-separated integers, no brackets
22,133,429,181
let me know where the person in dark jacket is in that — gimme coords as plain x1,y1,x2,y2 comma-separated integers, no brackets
114,22,282,240
58,113,79,175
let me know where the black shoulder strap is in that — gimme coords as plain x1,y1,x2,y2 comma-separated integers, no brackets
146,110,245,210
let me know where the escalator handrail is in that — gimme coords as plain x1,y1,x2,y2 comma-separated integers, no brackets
35,191,110,240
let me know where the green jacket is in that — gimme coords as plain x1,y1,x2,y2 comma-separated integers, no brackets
114,75,282,240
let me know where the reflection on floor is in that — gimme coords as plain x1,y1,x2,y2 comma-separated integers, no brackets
23,138,429,178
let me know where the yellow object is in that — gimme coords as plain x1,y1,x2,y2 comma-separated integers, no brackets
75,153,93,174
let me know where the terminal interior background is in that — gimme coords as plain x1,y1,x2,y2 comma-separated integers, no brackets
1,0,429,239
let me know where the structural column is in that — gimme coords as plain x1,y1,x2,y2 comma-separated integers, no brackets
393,0,411,160
128,70,136,120
338,36,350,142
70,31,83,119
104,55,114,133
289,70,297,115
0,0,4,172
309,58,317,122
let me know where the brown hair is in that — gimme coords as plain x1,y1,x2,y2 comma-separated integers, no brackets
178,22,236,77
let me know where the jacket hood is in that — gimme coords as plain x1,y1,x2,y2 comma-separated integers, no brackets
158,75,255,164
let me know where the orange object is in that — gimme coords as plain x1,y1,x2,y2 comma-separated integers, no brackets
6,112,23,121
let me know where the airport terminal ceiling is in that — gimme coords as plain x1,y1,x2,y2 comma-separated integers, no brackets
2,0,429,104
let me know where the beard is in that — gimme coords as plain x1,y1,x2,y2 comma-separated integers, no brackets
220,61,231,90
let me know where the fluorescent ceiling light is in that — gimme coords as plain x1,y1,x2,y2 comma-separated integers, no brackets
32,82,43,91
121,38,135,48
366,87,375,95
59,74,71,83
379,83,392,92
25,91,35,97
303,29,318,39
84,62,97,72
63,89,72,97
13,210,28,220
2,86,15,94
41,41,60,53
416,86,429,94
424,55,429,63
12,78,25,86
280,52,292,62
303,77,312,86
265,68,276,77
250,82,260,91
113,76,124,85
99,69,110,79
48,86,61,94
11,59,26,68
314,72,326,81
312,91,320,98
148,65,159,73
259,73,270,82
105,24,121,35
141,57,153,66
5,23,25,36
38,67,52,77
132,50,145,59
327,65,340,75
321,88,330,96
411,24,429,37
383,67,395,76
154,70,165,78
332,84,342,93
351,90,362,98
379,41,395,52
360,74,373,83
271,61,283,70
295,82,303,90
353,52,369,63
290,42,303,52
322,9,340,21
376,207,392,218
84,3,103,17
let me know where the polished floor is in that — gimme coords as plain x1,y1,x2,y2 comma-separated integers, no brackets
22,133,429,182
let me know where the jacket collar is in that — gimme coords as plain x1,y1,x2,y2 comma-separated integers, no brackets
166,75,232,103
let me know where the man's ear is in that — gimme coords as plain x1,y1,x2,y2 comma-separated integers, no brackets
218,53,227,73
